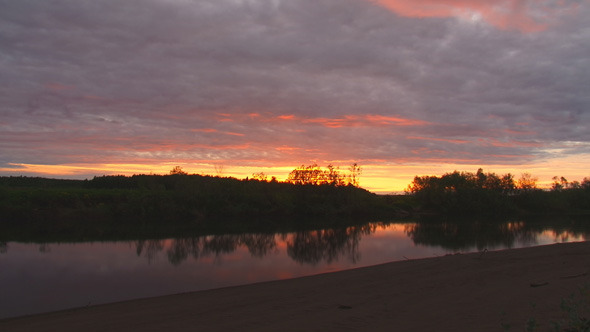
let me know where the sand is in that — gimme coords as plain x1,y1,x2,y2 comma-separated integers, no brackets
1,241,589,332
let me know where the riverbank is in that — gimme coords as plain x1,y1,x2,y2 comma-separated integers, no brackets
2,241,589,331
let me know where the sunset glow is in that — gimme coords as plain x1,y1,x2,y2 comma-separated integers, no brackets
1,0,588,193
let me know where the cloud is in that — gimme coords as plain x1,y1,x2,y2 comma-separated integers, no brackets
368,0,582,32
0,0,589,178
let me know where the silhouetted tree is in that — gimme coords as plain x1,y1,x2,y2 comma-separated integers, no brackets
170,166,187,175
286,163,361,187
552,176,569,191
326,164,344,186
517,173,538,192
251,172,268,181
214,164,225,176
286,164,327,185
348,163,362,187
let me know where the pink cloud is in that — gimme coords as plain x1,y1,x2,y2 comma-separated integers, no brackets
503,128,537,136
369,0,579,32
45,82,74,91
479,138,542,148
192,128,218,133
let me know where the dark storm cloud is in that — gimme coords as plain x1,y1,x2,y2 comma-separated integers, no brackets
0,0,589,169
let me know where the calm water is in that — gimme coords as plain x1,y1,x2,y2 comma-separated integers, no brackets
1,220,588,319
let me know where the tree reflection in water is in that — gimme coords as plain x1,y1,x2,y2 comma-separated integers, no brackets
135,239,164,264
404,217,590,251
6,219,586,265
286,224,377,265
404,221,532,251
166,238,202,265
130,219,590,265
135,233,281,266
133,224,379,266
241,234,278,258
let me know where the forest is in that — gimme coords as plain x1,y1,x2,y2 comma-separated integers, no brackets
0,165,588,241
0,165,400,241
407,169,590,216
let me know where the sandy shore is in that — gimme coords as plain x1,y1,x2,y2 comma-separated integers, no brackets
2,241,589,332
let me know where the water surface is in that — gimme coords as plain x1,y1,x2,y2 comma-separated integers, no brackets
1,220,587,319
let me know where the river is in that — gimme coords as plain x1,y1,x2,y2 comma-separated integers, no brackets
1,219,588,319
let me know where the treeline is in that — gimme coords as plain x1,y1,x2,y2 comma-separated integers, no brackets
407,169,590,216
0,173,402,240
285,163,362,186
2,166,589,241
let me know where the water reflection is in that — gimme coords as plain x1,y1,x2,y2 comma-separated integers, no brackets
403,221,536,251
135,239,164,263
133,225,376,266
404,218,590,251
2,219,589,320
4,220,589,266
134,234,279,266
287,224,376,264
127,219,590,265
164,233,279,265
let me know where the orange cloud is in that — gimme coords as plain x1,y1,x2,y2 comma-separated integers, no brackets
192,128,218,133
275,114,427,128
368,0,578,32
275,145,301,152
225,132,245,137
407,136,469,144
215,113,235,122
365,115,427,126
303,116,358,128
192,128,244,136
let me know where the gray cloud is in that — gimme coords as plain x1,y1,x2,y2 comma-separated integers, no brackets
1,0,589,171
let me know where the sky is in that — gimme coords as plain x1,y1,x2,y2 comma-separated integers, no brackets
1,0,589,193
